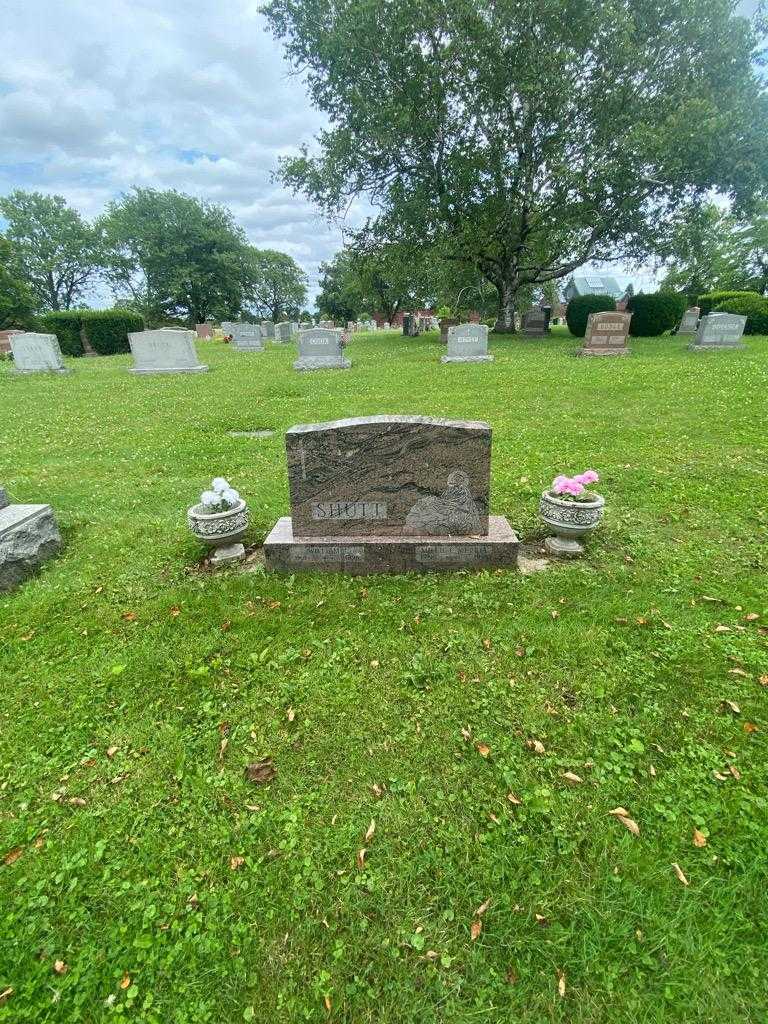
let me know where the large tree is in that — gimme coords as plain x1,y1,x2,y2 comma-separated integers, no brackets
100,188,251,324
317,242,434,321
0,236,36,329
0,190,102,311
264,0,768,331
657,202,743,299
244,248,307,321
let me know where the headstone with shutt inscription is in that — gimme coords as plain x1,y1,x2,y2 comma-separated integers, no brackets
677,307,700,335
10,333,70,374
690,312,746,351
442,323,493,364
264,415,519,574
128,329,208,374
293,328,350,371
577,311,631,357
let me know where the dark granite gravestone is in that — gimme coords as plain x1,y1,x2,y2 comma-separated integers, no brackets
689,313,746,350
522,307,548,338
263,415,519,573
577,311,631,356
677,307,700,335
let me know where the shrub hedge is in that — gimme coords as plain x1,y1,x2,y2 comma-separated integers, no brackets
715,294,768,335
626,292,687,336
565,294,616,338
39,310,144,356
697,290,759,318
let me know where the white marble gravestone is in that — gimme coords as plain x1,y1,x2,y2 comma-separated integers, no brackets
127,329,208,374
442,323,493,363
690,313,747,350
677,307,700,335
10,333,69,374
293,328,351,371
229,323,264,352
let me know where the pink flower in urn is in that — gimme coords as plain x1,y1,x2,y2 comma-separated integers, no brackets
575,469,599,486
551,475,570,494
561,478,586,496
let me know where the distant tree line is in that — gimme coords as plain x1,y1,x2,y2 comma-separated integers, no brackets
0,188,307,329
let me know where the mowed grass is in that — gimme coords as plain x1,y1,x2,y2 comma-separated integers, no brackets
1,327,767,1024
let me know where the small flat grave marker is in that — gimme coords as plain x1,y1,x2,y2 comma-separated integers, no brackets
128,329,208,374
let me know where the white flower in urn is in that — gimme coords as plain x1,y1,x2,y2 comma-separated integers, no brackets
188,476,250,565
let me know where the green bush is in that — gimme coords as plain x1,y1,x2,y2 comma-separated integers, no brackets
715,294,768,335
698,290,759,318
627,292,687,336
39,309,144,356
565,294,616,338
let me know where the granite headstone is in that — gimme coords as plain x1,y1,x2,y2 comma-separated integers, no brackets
127,329,208,374
293,328,351,371
677,307,700,335
577,311,631,357
275,321,292,343
0,491,62,592
442,323,493,363
690,312,746,350
522,307,548,338
230,323,264,352
10,333,69,374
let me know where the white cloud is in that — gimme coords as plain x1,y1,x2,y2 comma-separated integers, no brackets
0,0,352,305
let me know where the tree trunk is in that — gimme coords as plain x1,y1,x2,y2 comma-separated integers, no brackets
493,279,516,333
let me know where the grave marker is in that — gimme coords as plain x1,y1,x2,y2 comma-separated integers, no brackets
0,489,62,592
690,313,746,351
442,323,493,364
229,323,264,352
577,311,631,357
10,333,70,374
275,321,292,343
522,307,548,338
264,415,519,573
677,307,700,335
293,328,351,371
127,329,208,374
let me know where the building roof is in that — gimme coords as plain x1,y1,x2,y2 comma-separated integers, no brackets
565,273,627,299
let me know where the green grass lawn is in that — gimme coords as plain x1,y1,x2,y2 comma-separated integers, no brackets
1,327,767,1023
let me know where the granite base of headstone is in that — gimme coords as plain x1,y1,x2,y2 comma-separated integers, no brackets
0,489,62,592
689,313,746,351
263,415,519,574
293,328,351,371
677,307,700,335
577,311,631,356
128,329,208,374
10,333,71,374
441,323,493,363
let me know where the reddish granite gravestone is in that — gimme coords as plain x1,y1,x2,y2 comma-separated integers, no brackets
264,415,519,573
196,323,213,339
578,311,631,356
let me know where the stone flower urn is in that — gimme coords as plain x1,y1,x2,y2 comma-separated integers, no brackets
187,498,249,565
539,489,605,558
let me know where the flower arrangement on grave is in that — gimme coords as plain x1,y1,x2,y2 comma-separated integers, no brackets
187,477,250,565
539,469,605,558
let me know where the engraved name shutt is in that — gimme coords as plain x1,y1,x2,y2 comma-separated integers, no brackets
311,501,388,521
290,545,365,562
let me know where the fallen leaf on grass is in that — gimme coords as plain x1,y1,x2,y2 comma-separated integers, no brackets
470,919,482,941
286,707,296,723
106,746,118,759
356,848,367,870
557,970,566,998
169,605,181,618
744,612,760,621
229,856,245,870
120,973,131,990
218,737,228,762
365,820,376,842
220,620,232,632
721,700,741,715
692,829,707,848
476,743,491,758
506,792,522,806
474,898,492,918
729,765,741,780
728,668,750,678
244,759,276,784
744,722,759,734
67,797,87,808
526,739,546,755
562,771,583,785
3,847,23,866
506,967,518,985
53,960,68,975
535,913,549,927
608,808,640,836
714,624,731,633
759,675,768,688
0,988,13,1006
672,862,689,886
324,995,331,1011
121,611,137,622
371,783,383,798
460,727,472,741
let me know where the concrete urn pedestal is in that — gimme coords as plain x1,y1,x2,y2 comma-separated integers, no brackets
187,498,250,565
539,489,605,558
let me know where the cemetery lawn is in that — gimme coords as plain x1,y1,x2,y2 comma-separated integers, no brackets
2,327,768,1024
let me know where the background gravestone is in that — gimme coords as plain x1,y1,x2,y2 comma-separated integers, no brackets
677,307,700,335
522,307,548,338
690,313,746,351
577,311,631,356
293,328,351,371
442,323,493,363
275,321,292,343
318,320,335,329
10,333,70,374
127,329,208,374
230,323,264,352
264,416,519,573
261,322,276,339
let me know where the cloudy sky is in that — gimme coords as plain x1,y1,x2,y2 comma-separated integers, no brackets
0,0,761,308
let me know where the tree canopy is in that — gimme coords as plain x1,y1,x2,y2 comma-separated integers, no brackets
0,190,102,311
264,0,768,330
0,236,36,329
244,248,307,321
